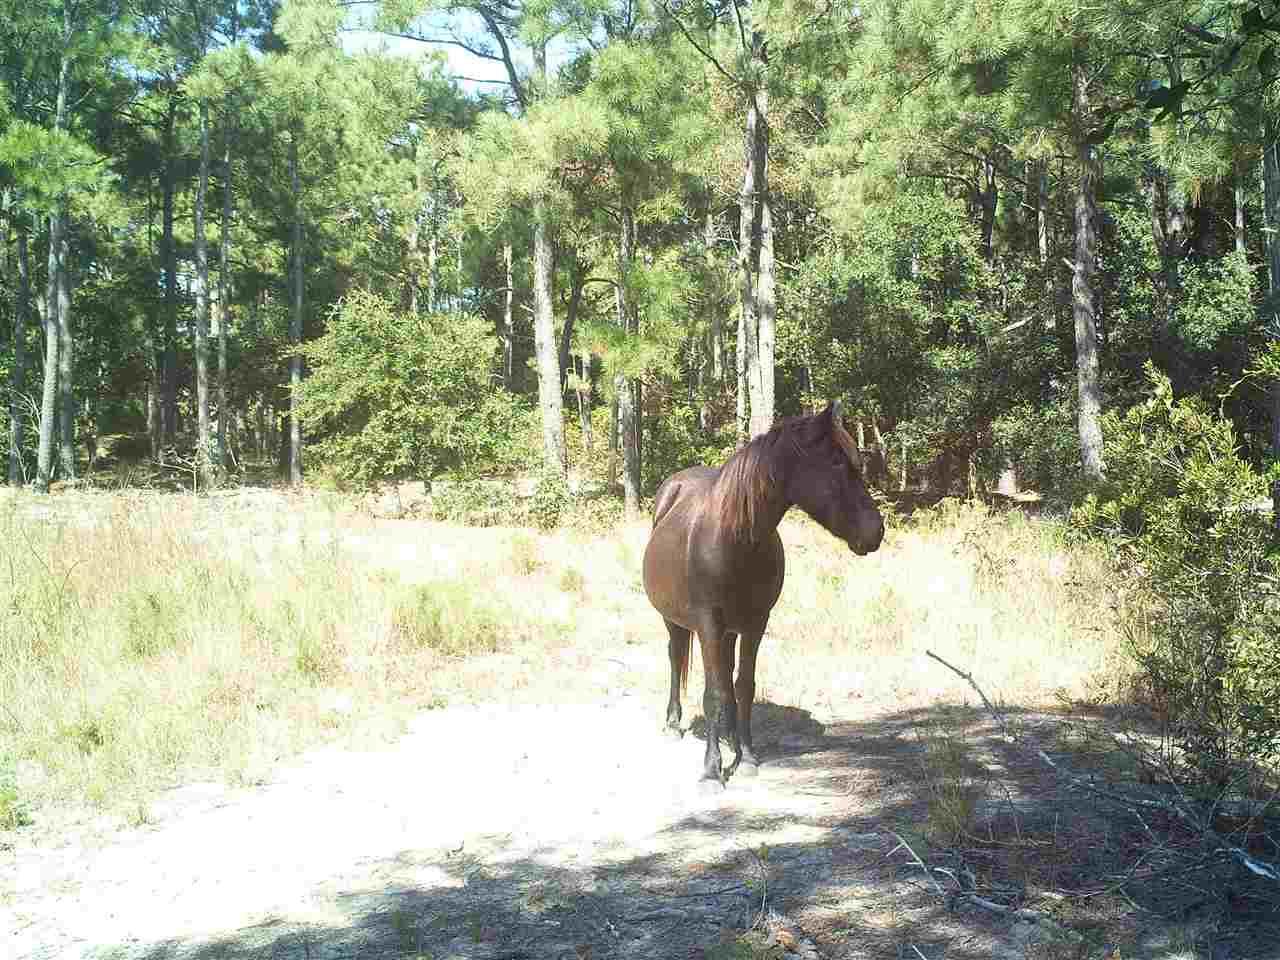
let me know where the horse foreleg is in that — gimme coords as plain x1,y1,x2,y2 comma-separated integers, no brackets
663,619,691,736
731,629,765,777
696,621,734,789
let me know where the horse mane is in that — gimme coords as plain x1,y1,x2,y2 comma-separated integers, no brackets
712,410,863,542
712,420,796,542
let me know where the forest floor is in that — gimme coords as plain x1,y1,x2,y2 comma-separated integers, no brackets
1,487,1275,959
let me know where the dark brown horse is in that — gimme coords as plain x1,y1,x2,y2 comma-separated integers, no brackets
642,403,884,789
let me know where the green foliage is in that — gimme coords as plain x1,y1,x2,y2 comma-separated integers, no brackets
1173,252,1256,353
430,481,522,527
529,468,572,531
992,392,1083,497
642,397,735,493
297,289,533,487
1075,366,1280,783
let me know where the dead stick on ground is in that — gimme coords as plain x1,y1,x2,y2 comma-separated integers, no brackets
924,649,1280,885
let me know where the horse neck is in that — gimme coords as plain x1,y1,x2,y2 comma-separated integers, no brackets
730,447,793,545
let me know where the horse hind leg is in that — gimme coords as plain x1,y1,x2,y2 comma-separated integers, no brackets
730,629,764,778
664,620,691,737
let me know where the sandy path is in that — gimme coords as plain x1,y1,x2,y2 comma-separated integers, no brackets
4,696,890,960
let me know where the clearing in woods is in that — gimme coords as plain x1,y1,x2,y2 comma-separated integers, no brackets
0,491,1261,958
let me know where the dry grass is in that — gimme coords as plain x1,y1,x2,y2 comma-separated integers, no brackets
0,490,1126,828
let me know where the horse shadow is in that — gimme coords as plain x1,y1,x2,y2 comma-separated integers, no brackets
686,699,826,760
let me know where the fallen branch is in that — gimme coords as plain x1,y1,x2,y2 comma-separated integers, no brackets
924,649,1280,885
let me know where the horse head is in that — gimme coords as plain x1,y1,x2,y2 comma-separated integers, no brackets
785,402,885,556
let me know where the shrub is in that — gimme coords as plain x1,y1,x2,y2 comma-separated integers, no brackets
529,469,572,531
430,481,519,526
296,289,535,488
1074,365,1280,786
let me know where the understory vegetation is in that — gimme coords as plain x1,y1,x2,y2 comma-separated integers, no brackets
0,492,1117,828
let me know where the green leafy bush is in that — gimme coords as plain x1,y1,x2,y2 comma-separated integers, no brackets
529,468,572,531
991,391,1083,497
297,290,534,488
430,481,520,526
1075,365,1280,785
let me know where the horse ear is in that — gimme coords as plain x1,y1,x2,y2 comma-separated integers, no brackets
828,401,865,472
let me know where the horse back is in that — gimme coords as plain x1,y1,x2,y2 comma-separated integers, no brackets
652,466,718,527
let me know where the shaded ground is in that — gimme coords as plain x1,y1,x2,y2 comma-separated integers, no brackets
7,689,1276,960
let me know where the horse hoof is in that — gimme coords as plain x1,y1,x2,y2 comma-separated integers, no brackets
736,761,759,778
663,725,684,740
697,777,727,795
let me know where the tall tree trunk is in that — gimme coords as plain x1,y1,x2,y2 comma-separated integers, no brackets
532,206,565,473
578,348,593,451
1262,122,1280,531
161,100,178,451
737,58,763,440
289,133,304,486
427,196,439,313
706,209,723,382
194,101,213,489
616,204,640,517
979,156,998,264
1035,160,1054,334
1235,171,1247,255
10,215,29,485
530,42,565,474
407,166,423,314
218,113,233,474
559,256,583,393
1071,57,1105,483
36,212,62,493
755,86,776,438
55,223,74,481
36,31,72,493
503,240,515,388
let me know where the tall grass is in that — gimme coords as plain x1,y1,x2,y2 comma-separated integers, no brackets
0,492,1123,826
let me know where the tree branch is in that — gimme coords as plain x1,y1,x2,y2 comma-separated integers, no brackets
656,0,741,89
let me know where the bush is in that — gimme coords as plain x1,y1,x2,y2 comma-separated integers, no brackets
529,469,572,531
1074,365,1280,786
297,289,535,488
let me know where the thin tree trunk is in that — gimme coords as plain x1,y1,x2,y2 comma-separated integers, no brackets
9,215,29,485
735,296,748,441
1235,172,1247,256
36,213,62,493
218,111,233,474
194,101,212,489
616,204,640,517
36,29,72,493
289,132,304,486
578,348,593,451
755,87,776,438
530,41,565,474
161,100,178,450
532,205,565,473
1262,123,1280,531
706,209,723,383
1037,160,1053,333
427,201,438,313
737,57,764,440
407,167,423,314
979,156,998,264
559,257,583,393
56,223,74,480
1071,57,1105,483
503,240,515,388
